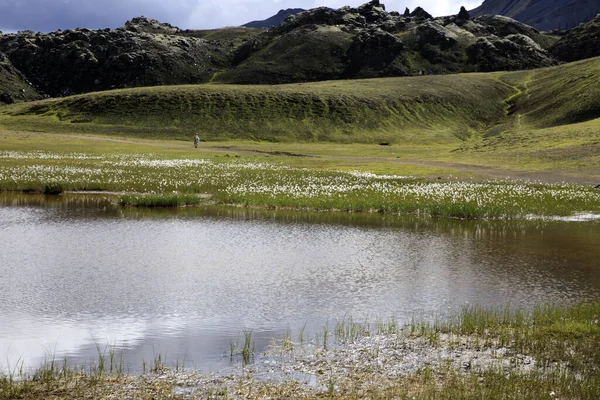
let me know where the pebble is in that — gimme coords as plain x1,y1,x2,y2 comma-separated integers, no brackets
101,331,558,398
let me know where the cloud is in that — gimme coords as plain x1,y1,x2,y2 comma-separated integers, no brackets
0,0,195,31
0,0,483,32
185,0,484,29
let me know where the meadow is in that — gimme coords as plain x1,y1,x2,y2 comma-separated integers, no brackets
1,143,600,219
1,56,600,398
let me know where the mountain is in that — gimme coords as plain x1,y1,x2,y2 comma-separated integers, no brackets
550,14,600,62
243,8,306,28
470,0,600,31
217,2,556,84
4,0,597,101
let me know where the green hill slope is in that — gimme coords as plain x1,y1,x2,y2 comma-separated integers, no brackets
499,56,600,128
1,56,600,148
0,74,512,144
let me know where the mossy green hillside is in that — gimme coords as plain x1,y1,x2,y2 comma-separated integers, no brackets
1,57,599,185
0,74,512,143
2,56,600,145
510,57,600,128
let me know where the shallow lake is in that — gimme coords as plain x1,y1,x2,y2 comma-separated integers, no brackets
1,193,599,374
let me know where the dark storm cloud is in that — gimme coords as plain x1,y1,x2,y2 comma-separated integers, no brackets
0,0,483,33
0,0,196,32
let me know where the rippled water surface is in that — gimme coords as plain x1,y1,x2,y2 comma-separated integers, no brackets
1,193,599,373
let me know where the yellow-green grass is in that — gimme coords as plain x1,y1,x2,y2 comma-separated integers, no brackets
0,58,598,183
118,193,205,207
1,58,600,213
180,26,264,42
513,57,600,128
0,58,599,147
2,136,599,218
0,73,512,144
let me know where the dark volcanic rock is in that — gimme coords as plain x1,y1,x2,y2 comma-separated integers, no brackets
357,0,389,23
0,51,42,102
0,1,567,97
457,6,471,23
219,1,558,84
416,21,459,50
124,16,179,35
550,14,600,62
0,92,14,104
345,27,406,77
467,34,556,71
243,8,305,28
410,7,433,21
0,22,230,96
474,15,541,38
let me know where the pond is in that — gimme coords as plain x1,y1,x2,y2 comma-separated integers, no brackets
1,193,599,374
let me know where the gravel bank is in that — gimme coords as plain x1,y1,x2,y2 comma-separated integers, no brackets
106,331,545,399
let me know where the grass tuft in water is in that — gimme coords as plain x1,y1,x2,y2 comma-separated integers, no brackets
43,182,64,195
118,193,203,208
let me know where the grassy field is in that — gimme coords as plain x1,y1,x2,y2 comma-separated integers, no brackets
0,73,512,143
1,133,599,219
0,57,599,216
0,57,598,180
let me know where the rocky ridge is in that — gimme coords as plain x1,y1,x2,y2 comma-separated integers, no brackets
0,17,230,98
550,14,600,62
220,0,557,84
0,1,592,102
0,51,42,103
243,8,306,28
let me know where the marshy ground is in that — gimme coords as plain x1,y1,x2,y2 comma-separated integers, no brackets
2,303,599,399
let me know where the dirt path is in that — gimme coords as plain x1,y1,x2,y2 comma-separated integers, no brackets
381,158,599,185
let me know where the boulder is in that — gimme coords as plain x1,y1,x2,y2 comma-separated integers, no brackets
357,0,389,23
474,15,540,40
0,92,15,104
345,27,405,77
457,6,471,23
124,16,179,35
467,35,556,71
415,21,459,50
410,7,433,21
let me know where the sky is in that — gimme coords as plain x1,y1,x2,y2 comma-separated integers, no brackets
0,0,484,33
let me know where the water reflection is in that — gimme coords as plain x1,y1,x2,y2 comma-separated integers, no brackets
0,193,599,373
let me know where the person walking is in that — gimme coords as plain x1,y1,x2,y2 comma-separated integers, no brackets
194,134,200,148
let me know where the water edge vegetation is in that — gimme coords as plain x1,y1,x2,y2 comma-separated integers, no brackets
1,147,599,219
1,301,598,399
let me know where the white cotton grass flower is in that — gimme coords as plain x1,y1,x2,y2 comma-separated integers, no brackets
2,150,600,219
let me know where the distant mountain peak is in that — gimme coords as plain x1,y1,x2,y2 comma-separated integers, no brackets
242,8,306,28
470,0,600,30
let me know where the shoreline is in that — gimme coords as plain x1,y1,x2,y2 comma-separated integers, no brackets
3,302,599,399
